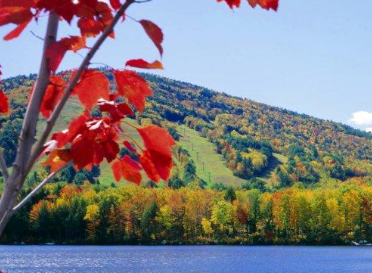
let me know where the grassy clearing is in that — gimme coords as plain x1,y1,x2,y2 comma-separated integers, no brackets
177,125,246,187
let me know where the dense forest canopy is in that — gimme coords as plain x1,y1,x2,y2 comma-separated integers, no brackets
3,181,372,245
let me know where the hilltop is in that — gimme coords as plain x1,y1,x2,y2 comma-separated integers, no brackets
1,71,372,190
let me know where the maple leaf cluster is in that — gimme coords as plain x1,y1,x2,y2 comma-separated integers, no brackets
40,67,176,184
0,0,114,40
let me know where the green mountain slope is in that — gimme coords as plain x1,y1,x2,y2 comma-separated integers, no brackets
178,125,245,186
2,71,372,189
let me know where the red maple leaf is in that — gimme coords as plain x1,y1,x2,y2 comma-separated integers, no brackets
125,59,164,70
139,150,160,182
112,155,142,184
0,6,33,40
98,99,134,122
46,36,86,73
3,19,31,40
62,117,120,169
40,76,66,118
113,70,153,112
52,113,90,148
247,0,279,10
72,70,110,110
140,20,164,57
76,1,114,38
123,141,137,154
0,64,8,114
36,0,77,23
217,0,241,8
218,0,279,10
0,90,9,114
109,0,121,10
138,125,175,181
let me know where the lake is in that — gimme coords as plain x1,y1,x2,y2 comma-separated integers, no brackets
0,245,371,273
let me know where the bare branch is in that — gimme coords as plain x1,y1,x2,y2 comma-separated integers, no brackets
26,0,136,174
0,13,60,236
0,149,8,181
12,163,70,213
12,13,59,181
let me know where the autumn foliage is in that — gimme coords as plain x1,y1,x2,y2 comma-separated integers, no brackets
0,0,279,189
3,181,372,245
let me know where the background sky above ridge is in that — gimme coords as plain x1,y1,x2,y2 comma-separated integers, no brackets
0,0,371,131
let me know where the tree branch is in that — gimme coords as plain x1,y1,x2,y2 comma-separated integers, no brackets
12,163,70,213
26,0,136,174
0,149,8,181
0,13,60,236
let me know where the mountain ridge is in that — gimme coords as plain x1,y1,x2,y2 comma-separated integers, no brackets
1,71,372,189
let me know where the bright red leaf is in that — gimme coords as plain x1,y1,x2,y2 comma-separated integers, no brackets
125,59,164,70
1,0,36,9
52,113,90,148
46,36,86,73
36,0,77,23
62,36,86,52
68,118,120,170
0,64,8,114
40,76,66,118
0,90,9,114
248,0,279,10
138,125,175,181
113,70,153,112
72,70,110,110
123,141,136,154
217,0,240,8
112,155,142,184
76,1,114,38
218,0,279,10
139,150,160,182
0,6,33,26
139,20,164,57
0,6,33,40
98,99,134,122
109,0,121,10
4,19,31,40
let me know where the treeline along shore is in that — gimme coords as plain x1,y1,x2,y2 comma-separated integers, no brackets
2,180,372,245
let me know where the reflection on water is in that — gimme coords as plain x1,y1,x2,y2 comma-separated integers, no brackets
0,245,371,273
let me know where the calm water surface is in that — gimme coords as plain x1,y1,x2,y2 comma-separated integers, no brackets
0,245,371,273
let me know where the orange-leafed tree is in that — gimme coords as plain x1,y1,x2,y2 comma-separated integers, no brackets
0,0,279,235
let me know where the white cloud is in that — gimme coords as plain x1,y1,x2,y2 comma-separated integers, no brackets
366,128,372,133
349,111,372,126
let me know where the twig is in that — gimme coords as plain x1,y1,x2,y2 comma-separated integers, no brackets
12,163,70,213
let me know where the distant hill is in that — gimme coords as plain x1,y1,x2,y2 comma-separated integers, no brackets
1,71,372,190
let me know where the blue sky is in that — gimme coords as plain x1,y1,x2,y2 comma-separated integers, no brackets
1,0,372,130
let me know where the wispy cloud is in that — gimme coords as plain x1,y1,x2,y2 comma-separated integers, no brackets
349,111,372,126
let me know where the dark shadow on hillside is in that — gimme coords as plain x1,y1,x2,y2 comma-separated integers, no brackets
256,154,284,180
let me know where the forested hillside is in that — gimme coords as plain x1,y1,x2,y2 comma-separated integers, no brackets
1,71,372,191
